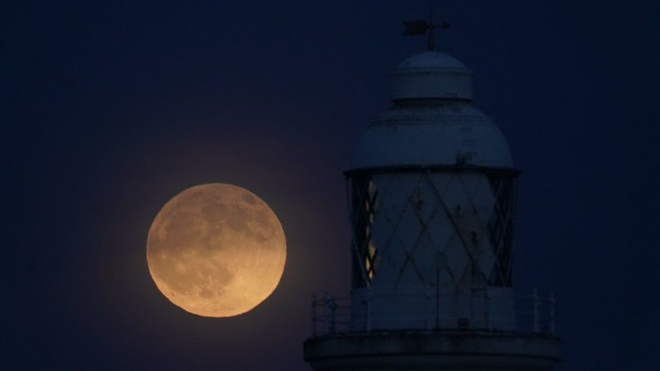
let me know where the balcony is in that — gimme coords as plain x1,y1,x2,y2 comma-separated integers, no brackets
310,289,556,337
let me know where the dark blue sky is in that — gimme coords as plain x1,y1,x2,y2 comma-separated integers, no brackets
3,1,659,370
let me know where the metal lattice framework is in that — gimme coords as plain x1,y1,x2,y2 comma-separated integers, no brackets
347,165,518,290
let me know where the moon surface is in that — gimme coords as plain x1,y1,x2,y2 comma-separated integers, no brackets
146,183,286,317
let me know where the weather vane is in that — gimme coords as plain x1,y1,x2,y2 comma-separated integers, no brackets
403,0,450,51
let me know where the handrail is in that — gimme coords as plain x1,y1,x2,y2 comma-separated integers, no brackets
311,289,557,338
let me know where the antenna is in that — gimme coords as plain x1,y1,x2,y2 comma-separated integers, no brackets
403,0,451,51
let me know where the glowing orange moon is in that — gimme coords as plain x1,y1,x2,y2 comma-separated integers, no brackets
146,183,286,317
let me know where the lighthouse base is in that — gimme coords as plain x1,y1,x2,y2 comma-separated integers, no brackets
304,331,561,371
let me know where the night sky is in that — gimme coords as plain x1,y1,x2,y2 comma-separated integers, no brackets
4,1,660,370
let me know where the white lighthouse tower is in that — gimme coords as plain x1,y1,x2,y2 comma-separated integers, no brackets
303,27,562,371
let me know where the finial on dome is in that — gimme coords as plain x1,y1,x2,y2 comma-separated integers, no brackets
402,0,450,51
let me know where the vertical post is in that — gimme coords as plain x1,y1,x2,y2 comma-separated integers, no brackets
323,292,331,334
312,294,317,337
435,252,441,330
550,292,556,336
485,290,492,331
533,288,540,333
366,286,372,333
425,292,431,331
329,296,336,333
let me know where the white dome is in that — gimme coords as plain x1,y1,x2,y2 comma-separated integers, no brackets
398,51,467,69
352,52,513,170
352,104,513,169
390,51,473,101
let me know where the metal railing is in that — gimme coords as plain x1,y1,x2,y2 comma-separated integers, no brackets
311,289,556,337
311,293,351,336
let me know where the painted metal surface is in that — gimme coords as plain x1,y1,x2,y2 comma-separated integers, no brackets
345,51,520,332
353,102,513,169
304,331,562,371
304,50,561,370
390,51,473,101
346,167,518,331
354,50,512,169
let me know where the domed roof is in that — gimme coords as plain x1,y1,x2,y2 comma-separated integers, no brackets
390,51,473,101
351,51,514,170
398,51,467,70
352,104,514,169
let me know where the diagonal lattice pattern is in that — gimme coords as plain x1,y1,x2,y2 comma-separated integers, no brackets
348,167,517,290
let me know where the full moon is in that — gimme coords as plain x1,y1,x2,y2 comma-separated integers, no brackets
146,183,286,317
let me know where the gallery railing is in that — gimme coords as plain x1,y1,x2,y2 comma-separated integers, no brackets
310,289,556,337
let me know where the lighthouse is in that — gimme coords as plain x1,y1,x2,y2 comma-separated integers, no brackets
303,29,562,371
